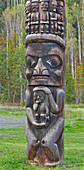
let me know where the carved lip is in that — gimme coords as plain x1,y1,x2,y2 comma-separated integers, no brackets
29,76,63,86
30,76,57,85
31,77,53,81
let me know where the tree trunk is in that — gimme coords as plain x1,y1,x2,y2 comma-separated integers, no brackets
13,83,16,103
14,0,16,8
20,15,23,45
75,56,77,103
17,0,19,5
67,15,69,65
77,15,81,62
6,21,10,101
14,0,16,29
11,0,12,6
71,40,74,79
82,0,84,59
7,0,9,7
19,65,23,104
0,81,1,99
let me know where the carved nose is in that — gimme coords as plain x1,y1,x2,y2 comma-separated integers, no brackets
33,58,49,76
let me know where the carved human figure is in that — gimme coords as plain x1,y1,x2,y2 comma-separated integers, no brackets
33,90,50,123
25,0,31,34
57,1,64,21
40,0,49,33
50,0,57,34
57,1,64,38
31,0,39,33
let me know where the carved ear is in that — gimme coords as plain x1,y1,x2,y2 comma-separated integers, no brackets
25,88,31,107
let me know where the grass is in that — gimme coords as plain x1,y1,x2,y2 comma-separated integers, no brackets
0,109,26,116
0,105,84,170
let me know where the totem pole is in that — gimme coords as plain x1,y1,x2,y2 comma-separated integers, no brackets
25,0,65,167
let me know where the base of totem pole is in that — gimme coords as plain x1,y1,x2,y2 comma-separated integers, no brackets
27,160,60,167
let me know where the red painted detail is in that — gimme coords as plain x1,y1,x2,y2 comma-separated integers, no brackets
31,78,55,81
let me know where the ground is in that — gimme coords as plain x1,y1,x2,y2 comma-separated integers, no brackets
0,104,84,170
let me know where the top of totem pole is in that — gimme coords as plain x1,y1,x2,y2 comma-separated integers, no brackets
25,0,66,48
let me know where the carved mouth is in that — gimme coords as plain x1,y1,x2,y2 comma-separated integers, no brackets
31,76,53,81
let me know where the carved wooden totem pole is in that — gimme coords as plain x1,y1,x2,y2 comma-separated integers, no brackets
25,0,65,167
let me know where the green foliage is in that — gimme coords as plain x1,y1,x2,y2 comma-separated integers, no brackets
66,0,83,104
0,45,26,103
0,48,7,101
65,63,75,104
75,62,84,103
0,0,7,15
0,1,7,33
0,0,83,104
8,45,26,102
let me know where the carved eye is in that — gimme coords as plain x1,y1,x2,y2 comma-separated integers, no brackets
46,59,59,68
46,56,62,68
27,59,35,68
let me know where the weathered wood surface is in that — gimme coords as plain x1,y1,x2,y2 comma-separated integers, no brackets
25,0,65,167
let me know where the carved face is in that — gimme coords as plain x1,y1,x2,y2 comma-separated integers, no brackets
57,6,63,15
26,43,64,86
33,91,46,104
52,0,57,12
25,1,31,14
41,1,49,11
32,2,39,12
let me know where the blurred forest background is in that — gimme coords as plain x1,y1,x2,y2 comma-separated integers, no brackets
0,0,84,105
